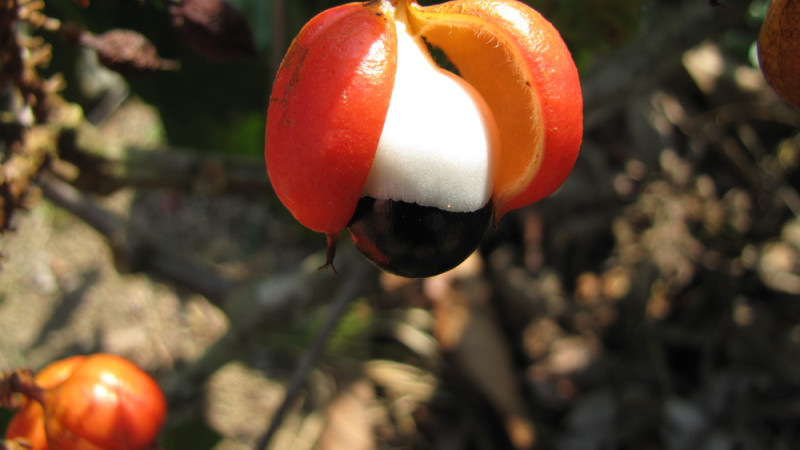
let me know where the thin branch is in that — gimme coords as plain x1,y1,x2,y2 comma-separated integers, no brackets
36,170,234,303
254,261,370,450
36,169,126,246
159,248,377,406
269,0,287,87
57,133,269,196
39,165,380,417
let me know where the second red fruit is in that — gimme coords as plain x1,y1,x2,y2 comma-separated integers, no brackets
5,354,167,450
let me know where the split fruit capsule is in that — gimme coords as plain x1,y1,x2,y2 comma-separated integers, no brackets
265,0,583,278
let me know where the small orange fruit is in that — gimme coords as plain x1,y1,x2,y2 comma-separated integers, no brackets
5,354,167,450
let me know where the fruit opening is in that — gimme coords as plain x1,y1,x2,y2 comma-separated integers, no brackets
405,1,551,217
361,14,498,214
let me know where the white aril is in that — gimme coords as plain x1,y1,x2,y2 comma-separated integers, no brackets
360,19,497,213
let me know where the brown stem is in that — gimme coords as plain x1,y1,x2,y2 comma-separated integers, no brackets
320,232,340,274
36,170,234,304
9,372,45,405
269,0,287,87
253,261,370,450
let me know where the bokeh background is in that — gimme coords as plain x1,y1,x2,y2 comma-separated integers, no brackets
2,0,800,448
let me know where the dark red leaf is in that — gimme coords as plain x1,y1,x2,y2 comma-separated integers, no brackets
167,0,258,61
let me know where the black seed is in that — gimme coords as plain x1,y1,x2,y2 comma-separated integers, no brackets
422,38,461,76
347,197,492,278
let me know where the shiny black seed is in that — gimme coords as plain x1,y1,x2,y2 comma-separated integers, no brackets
347,197,492,278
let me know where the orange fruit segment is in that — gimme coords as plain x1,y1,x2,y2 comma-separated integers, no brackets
406,0,583,218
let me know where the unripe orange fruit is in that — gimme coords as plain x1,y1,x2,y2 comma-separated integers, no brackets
758,0,800,109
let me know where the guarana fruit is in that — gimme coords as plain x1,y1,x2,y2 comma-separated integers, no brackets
265,0,583,277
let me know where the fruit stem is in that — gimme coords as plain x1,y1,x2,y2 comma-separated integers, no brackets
8,372,45,405
319,232,340,274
